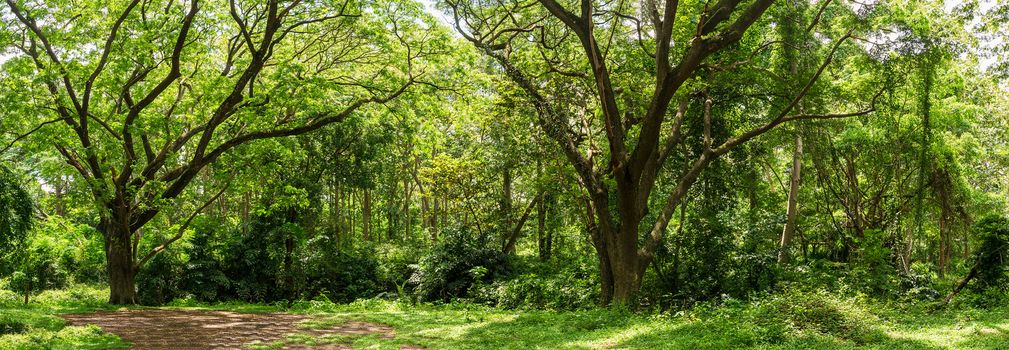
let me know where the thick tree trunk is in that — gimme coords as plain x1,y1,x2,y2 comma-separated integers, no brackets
589,224,614,305
102,215,140,305
609,224,642,305
105,233,138,304
779,134,803,263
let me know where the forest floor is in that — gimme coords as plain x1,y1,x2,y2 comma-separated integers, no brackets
60,309,421,350
5,285,1009,349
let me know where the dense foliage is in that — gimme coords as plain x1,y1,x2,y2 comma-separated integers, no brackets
1,1,1009,344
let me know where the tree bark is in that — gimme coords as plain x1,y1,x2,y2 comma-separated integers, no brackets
104,220,138,305
779,134,803,263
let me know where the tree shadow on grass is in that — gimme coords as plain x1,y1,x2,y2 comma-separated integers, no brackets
373,309,953,350
617,322,948,350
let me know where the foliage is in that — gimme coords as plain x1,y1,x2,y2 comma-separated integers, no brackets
302,239,381,303
471,257,599,311
0,165,32,265
410,227,511,302
971,214,1009,290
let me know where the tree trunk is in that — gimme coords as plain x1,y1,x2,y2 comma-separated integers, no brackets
432,194,440,242
500,167,513,244
54,181,66,216
942,263,978,307
581,195,613,304
538,192,549,261
779,134,803,263
609,224,642,305
106,237,138,304
363,189,372,241
503,193,542,254
102,216,139,305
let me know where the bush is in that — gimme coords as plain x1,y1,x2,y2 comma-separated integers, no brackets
472,258,598,310
221,214,304,302
303,237,381,303
8,238,70,296
971,214,1009,290
136,248,185,305
897,262,940,301
692,288,885,346
180,220,230,302
410,227,511,302
375,243,421,295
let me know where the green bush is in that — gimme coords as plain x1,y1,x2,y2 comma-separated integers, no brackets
410,227,511,302
303,237,381,303
692,288,885,346
897,261,941,301
375,243,421,294
180,220,231,302
8,238,70,296
221,214,305,302
472,259,598,310
972,214,1009,290
136,248,185,306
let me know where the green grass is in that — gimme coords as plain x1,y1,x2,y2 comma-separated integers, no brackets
0,286,129,350
4,286,1009,349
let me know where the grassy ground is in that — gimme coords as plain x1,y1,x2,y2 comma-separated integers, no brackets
0,286,127,350
4,285,1009,349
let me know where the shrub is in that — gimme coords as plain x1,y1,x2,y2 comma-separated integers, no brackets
375,243,421,294
472,258,598,310
693,288,885,345
180,220,230,302
897,262,940,301
303,237,381,303
410,227,511,302
8,238,69,297
136,248,185,305
221,215,304,302
971,214,1009,290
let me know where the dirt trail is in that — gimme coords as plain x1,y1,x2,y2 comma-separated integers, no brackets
61,309,421,350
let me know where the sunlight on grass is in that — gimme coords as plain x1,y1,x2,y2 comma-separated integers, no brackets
7,285,1009,349
563,321,668,349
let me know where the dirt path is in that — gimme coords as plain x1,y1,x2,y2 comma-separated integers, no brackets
61,309,420,350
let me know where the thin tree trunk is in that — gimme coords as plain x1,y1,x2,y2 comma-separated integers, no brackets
538,191,548,261
501,167,513,245
943,263,978,306
779,134,803,263
503,193,543,254
585,197,614,305
363,189,372,241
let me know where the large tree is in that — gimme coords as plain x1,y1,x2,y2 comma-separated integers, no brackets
445,0,886,304
0,0,444,304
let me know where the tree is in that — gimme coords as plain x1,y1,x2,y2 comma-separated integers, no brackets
0,0,444,304
445,0,884,304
